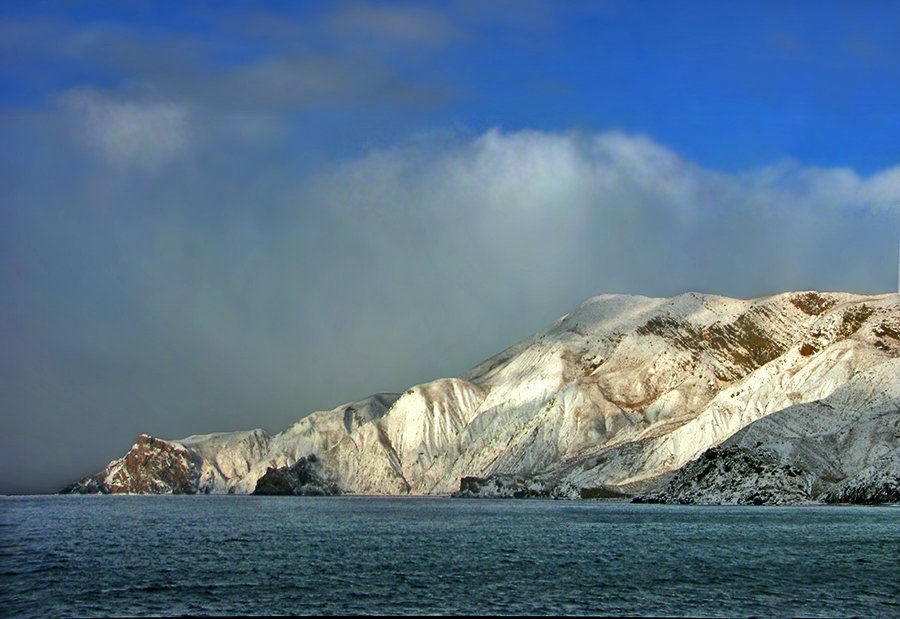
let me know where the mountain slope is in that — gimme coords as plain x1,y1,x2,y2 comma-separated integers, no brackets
63,291,900,501
639,358,900,504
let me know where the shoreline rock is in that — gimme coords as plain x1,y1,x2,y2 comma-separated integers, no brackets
252,454,342,496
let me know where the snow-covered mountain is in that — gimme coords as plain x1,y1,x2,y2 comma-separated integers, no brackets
638,355,900,504
63,291,900,503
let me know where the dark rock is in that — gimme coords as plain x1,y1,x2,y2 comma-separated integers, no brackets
252,455,341,496
822,458,900,504
60,474,106,495
634,445,815,505
453,474,578,499
579,486,631,500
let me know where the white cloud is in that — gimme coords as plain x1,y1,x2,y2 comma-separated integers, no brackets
5,123,899,494
319,127,900,226
864,167,900,212
61,90,191,169
309,128,900,303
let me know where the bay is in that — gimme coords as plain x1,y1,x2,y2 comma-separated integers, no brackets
1,496,898,617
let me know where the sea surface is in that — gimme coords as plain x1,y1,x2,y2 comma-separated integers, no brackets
1,496,898,617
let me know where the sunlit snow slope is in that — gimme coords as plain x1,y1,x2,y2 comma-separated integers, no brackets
64,291,899,501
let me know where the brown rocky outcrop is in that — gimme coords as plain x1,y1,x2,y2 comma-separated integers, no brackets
62,434,200,494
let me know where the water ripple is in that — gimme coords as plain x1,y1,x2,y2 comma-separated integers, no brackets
1,497,898,617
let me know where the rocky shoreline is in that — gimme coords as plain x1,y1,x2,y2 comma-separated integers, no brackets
60,292,900,505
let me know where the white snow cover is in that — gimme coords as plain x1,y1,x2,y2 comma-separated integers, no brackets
80,291,899,497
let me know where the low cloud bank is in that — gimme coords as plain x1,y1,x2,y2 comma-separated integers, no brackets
2,124,898,493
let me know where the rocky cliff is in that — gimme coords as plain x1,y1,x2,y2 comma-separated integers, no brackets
252,454,342,496
62,291,900,502
62,434,200,494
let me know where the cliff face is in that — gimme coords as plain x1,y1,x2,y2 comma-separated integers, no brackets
62,434,200,494
62,291,900,502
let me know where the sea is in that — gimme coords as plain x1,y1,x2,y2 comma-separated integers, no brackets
1,496,898,617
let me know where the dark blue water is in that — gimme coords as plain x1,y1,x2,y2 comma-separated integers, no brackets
2,496,898,617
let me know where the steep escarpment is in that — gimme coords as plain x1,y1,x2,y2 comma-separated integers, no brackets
62,291,900,502
62,434,200,494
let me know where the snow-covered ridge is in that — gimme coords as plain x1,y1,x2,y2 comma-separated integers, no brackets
63,291,900,501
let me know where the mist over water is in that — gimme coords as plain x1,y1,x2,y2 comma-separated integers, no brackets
2,497,899,617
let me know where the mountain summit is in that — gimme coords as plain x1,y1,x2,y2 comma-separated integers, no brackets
63,291,900,503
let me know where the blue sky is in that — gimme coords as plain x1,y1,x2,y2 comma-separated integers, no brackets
3,1,899,170
1,1,899,493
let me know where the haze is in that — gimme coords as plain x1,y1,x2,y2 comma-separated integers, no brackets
1,1,898,493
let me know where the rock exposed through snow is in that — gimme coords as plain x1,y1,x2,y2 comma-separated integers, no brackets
62,291,900,503
822,456,900,504
452,475,579,499
62,434,200,495
634,446,815,505
252,454,342,496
